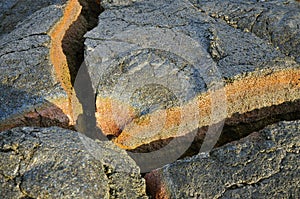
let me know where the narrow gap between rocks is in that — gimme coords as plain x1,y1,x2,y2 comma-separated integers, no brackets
64,0,106,140
58,0,104,140
46,0,102,131
51,0,299,181
185,101,300,158
62,0,103,86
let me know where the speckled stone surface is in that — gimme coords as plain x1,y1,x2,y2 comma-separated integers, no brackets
145,120,300,198
0,0,67,38
83,0,300,150
0,2,70,130
189,0,300,63
0,127,147,198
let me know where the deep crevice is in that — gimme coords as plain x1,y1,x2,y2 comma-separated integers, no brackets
0,1,104,132
60,0,105,140
64,0,107,141
58,0,300,178
103,164,114,198
62,0,103,86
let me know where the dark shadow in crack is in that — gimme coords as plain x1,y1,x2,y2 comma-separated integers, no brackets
73,61,107,141
128,99,300,161
62,0,106,141
62,0,103,86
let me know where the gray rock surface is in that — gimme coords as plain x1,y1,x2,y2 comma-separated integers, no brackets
189,0,300,63
145,120,300,199
83,0,300,149
0,0,66,38
0,0,102,131
1,0,300,198
0,127,147,198
0,2,70,130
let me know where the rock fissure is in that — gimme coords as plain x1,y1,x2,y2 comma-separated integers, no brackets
144,120,299,198
1,0,300,198
103,164,114,198
19,175,35,199
0,0,103,132
80,1,300,166
55,0,103,138
116,71,299,149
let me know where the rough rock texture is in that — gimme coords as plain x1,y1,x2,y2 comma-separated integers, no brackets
189,0,300,63
1,0,300,198
0,0,99,131
145,120,300,199
0,0,67,38
0,127,147,198
0,1,69,131
83,0,300,150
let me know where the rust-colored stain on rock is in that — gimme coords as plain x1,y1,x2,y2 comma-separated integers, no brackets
49,0,82,124
114,68,300,149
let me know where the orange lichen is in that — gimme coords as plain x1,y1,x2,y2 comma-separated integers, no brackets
113,68,300,149
49,0,82,124
0,1,104,131
95,97,136,136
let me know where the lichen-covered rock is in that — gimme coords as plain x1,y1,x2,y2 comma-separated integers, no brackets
0,0,99,131
82,0,300,151
0,1,70,131
0,127,147,198
145,120,300,199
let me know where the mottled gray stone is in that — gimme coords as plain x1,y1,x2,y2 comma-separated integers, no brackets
83,0,300,150
0,2,70,130
84,0,299,113
0,127,147,198
145,120,300,198
100,0,144,9
189,0,300,63
0,0,66,38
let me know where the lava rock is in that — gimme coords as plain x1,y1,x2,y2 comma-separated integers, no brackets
189,0,300,63
82,0,300,151
0,0,92,131
0,1,69,131
0,127,147,198
145,120,300,199
0,0,67,38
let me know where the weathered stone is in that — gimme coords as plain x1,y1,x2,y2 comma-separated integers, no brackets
82,0,300,150
0,127,147,198
0,0,67,38
0,3,68,131
145,120,300,199
189,0,300,63
0,0,101,131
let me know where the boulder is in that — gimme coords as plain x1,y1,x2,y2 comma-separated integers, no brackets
145,120,300,198
82,0,300,152
0,0,101,131
189,0,300,63
0,127,147,198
